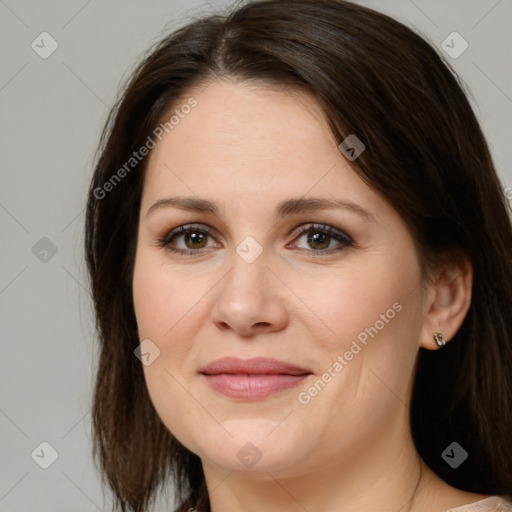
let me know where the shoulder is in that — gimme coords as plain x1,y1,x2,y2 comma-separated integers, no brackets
445,496,512,512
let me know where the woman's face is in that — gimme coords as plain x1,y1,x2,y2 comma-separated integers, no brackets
132,79,430,479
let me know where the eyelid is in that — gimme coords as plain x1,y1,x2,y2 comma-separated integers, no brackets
158,223,219,247
287,222,353,245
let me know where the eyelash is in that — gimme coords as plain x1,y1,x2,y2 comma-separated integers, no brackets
157,223,354,257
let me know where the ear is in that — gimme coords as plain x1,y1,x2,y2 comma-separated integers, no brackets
419,249,473,350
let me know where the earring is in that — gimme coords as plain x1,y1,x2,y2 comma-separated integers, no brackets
433,332,447,347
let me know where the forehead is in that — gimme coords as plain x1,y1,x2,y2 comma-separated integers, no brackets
141,79,380,212
161,80,334,152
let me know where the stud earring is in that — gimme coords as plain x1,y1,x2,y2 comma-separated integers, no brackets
434,332,447,347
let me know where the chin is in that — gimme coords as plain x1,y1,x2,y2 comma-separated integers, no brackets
185,420,311,476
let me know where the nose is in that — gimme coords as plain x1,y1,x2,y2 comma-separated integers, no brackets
210,250,289,338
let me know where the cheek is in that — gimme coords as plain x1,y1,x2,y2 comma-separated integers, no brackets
132,251,210,384
302,258,415,351
132,255,206,449
319,262,422,408
132,253,199,339
297,253,423,416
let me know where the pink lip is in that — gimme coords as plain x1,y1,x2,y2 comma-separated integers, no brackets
199,357,312,400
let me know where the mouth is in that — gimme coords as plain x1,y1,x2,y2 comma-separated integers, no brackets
198,357,313,400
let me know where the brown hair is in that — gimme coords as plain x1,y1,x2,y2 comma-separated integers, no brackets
84,0,512,510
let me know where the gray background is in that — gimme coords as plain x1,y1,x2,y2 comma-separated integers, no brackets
0,0,511,511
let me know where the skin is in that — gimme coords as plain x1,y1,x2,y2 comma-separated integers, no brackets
132,79,488,511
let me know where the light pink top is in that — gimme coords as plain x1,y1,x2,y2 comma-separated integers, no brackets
445,496,512,511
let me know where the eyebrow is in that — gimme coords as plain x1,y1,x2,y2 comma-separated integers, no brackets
146,196,376,222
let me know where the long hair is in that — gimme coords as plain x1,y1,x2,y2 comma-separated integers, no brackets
84,1,512,510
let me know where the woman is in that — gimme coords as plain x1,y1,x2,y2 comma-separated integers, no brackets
84,0,512,511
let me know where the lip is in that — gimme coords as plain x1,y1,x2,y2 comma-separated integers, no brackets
199,357,312,400
199,357,311,375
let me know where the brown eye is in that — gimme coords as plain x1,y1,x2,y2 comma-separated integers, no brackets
288,223,353,255
181,231,208,250
305,231,331,250
159,224,217,255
